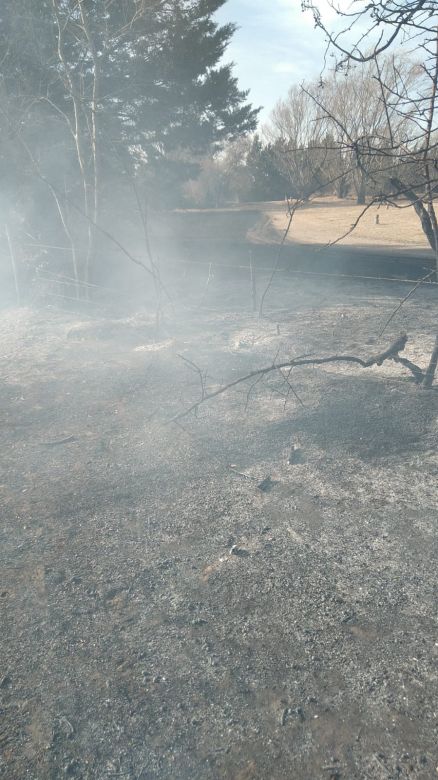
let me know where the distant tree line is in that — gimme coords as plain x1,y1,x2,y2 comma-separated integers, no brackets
185,55,424,208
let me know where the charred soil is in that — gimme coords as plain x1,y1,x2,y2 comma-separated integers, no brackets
1,272,438,779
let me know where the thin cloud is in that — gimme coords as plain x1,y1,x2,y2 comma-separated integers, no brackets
214,1,372,119
272,62,301,75
215,0,329,118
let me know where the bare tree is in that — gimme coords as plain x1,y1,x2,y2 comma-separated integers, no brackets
303,1,436,66
265,56,419,205
300,0,438,385
319,57,418,203
266,84,332,198
303,0,438,264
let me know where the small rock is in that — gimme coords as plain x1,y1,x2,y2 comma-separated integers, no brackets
229,545,250,557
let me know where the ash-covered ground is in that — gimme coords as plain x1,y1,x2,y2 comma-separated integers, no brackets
1,271,438,779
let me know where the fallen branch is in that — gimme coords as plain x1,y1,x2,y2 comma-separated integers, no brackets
169,335,422,423
364,333,408,365
393,355,424,383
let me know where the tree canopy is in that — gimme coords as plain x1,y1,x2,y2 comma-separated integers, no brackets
0,0,259,286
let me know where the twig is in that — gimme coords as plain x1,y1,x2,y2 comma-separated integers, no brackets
5,225,20,306
379,269,435,337
278,367,306,408
132,181,173,325
200,262,214,303
177,354,206,402
259,200,301,317
249,251,257,312
244,371,265,411
0,107,165,290
323,198,381,249
228,465,257,481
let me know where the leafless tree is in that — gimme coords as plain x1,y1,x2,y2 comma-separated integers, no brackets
300,0,438,385
302,0,438,265
265,85,332,198
319,57,418,203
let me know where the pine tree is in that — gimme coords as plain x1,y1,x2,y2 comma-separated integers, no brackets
0,0,259,281
1,1,258,185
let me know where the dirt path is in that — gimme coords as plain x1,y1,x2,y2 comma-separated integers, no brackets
1,273,438,779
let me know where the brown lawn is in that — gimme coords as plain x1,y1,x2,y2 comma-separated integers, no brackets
264,196,430,250
158,197,430,253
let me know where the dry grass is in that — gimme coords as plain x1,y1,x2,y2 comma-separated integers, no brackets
265,196,430,250
157,197,430,252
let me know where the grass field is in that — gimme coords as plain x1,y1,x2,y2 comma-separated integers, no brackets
267,196,430,250
157,197,431,254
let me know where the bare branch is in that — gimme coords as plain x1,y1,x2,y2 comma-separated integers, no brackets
258,199,302,317
379,269,435,337
170,336,422,423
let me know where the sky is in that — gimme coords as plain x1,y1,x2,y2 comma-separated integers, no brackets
214,0,352,123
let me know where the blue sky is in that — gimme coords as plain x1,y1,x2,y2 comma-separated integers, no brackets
214,1,346,122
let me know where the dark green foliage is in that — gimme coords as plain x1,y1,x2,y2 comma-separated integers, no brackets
246,136,290,201
0,0,259,198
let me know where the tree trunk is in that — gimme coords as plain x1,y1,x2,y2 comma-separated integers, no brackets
335,176,349,199
389,177,437,254
356,173,366,205
79,4,101,287
423,335,438,387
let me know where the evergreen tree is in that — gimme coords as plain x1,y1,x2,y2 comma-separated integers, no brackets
246,136,290,201
0,0,259,282
1,1,258,185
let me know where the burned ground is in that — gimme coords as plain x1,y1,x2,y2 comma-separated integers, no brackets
1,271,438,779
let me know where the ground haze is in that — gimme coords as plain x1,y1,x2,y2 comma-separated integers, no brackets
2,260,438,778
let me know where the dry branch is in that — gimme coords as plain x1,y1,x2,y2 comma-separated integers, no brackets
258,199,301,317
379,269,435,337
170,335,422,423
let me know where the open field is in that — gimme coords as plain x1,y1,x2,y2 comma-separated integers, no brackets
266,197,431,250
154,197,430,253
2,265,438,779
